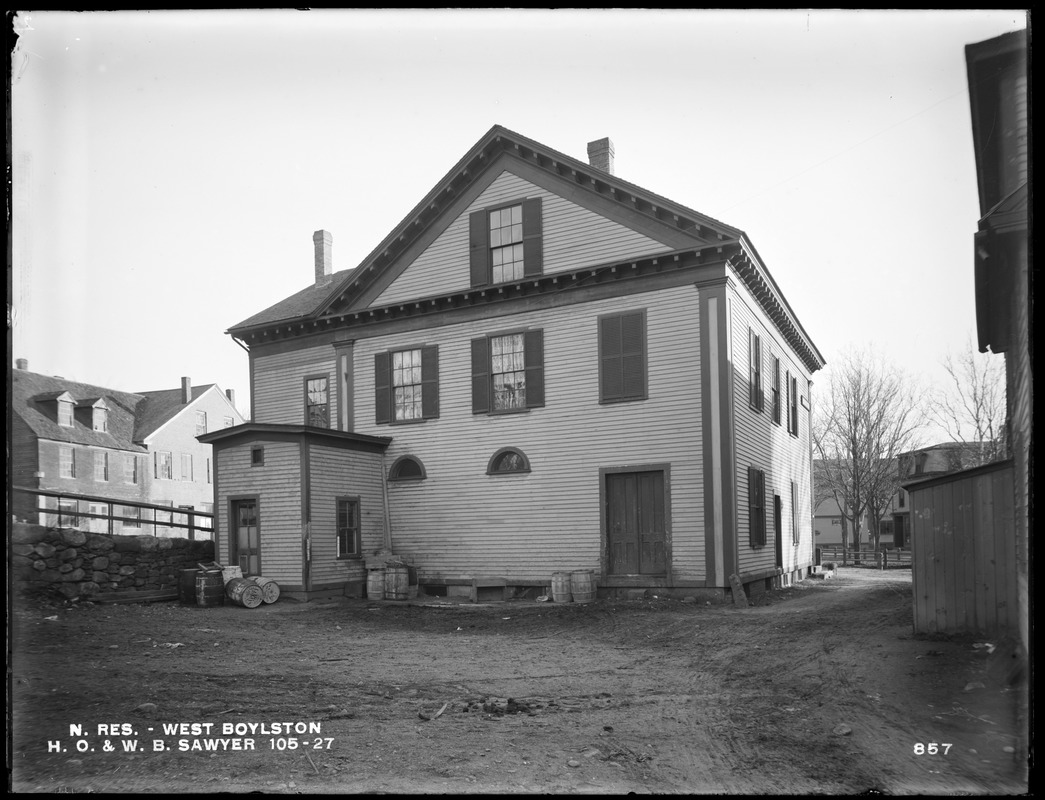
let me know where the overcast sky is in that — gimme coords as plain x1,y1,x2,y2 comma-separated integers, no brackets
10,9,1028,432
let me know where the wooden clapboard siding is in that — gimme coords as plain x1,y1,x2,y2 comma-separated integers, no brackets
355,285,705,582
306,444,386,587
213,441,303,586
374,170,673,306
910,461,1016,635
252,344,337,426
730,281,813,579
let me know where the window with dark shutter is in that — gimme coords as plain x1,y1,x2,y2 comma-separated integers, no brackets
375,346,439,424
749,329,763,412
789,374,799,436
471,337,491,414
523,329,545,409
470,198,543,287
472,330,544,414
748,466,766,548
785,370,793,434
521,198,543,277
469,210,490,287
600,310,647,403
772,356,781,425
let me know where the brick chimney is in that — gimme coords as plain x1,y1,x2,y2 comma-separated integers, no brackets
226,388,236,408
587,137,615,175
16,358,28,370
181,377,192,404
314,230,333,286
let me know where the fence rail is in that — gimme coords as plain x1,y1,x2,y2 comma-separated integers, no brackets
12,486,214,541
817,546,912,569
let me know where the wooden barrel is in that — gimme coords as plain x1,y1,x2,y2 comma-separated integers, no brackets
226,577,264,608
367,569,385,600
384,565,409,601
195,570,225,607
251,576,280,604
179,568,201,605
551,572,572,603
570,570,596,604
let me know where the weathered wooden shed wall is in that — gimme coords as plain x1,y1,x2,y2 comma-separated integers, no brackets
909,460,1018,636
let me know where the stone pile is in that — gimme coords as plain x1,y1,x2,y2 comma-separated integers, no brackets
11,522,215,599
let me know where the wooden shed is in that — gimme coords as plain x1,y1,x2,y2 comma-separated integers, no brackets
907,459,1017,636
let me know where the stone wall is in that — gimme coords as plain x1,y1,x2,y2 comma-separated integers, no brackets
10,522,215,599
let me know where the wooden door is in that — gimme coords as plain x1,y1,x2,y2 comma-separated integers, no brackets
607,471,666,575
231,499,260,574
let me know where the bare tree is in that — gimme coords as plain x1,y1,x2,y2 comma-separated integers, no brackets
930,337,1007,465
814,348,927,554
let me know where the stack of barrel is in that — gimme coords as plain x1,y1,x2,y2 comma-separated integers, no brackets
550,570,596,603
179,564,281,608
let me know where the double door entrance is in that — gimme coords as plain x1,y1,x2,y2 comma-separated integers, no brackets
606,470,667,575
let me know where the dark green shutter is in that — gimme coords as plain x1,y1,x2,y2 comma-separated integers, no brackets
621,311,646,399
522,198,543,277
469,210,490,287
471,337,490,414
599,315,623,401
524,329,545,408
421,345,439,419
374,352,391,425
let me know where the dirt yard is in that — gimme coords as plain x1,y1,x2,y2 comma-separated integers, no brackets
9,568,1029,794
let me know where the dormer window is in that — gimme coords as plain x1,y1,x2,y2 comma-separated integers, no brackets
93,406,108,432
58,399,74,427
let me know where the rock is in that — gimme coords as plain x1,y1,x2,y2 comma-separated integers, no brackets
135,702,158,715
59,528,87,546
1003,746,1016,754
963,681,986,692
34,543,57,558
566,759,580,768
832,723,852,736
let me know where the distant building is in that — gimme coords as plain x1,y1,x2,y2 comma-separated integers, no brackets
10,360,246,534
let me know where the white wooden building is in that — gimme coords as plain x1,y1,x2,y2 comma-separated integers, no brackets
201,126,825,601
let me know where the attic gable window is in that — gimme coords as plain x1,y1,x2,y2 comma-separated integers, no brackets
469,198,543,286
58,399,74,428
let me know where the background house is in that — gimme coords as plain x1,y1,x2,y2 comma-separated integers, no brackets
10,360,245,535
203,125,825,602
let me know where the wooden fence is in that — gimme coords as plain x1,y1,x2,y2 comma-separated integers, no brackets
907,459,1017,636
817,547,912,569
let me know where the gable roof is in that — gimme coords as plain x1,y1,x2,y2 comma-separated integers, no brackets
228,125,825,372
12,370,148,452
133,384,218,441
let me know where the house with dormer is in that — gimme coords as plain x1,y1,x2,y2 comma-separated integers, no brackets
200,125,825,601
11,361,245,534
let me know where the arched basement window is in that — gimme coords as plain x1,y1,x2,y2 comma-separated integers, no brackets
388,455,426,482
487,447,531,476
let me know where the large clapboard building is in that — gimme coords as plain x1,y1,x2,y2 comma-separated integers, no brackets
201,126,825,601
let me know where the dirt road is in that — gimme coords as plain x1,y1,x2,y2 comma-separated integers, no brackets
9,568,1028,794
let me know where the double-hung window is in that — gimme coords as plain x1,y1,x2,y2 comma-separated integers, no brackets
126,454,138,484
771,357,781,425
60,446,76,478
58,400,74,428
471,330,545,414
786,372,800,436
195,411,207,436
305,376,329,428
96,451,109,481
336,497,361,559
155,451,173,480
374,346,439,424
599,310,647,403
469,198,543,286
748,466,766,548
748,329,764,412
181,453,193,481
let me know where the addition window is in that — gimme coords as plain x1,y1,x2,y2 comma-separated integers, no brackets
487,447,531,475
196,411,208,436
58,400,74,428
771,357,781,425
60,446,76,478
155,451,173,480
748,329,764,412
469,198,543,286
748,466,766,548
96,451,109,482
305,376,330,428
472,331,545,414
374,346,439,424
599,310,647,403
388,455,426,482
336,497,361,559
